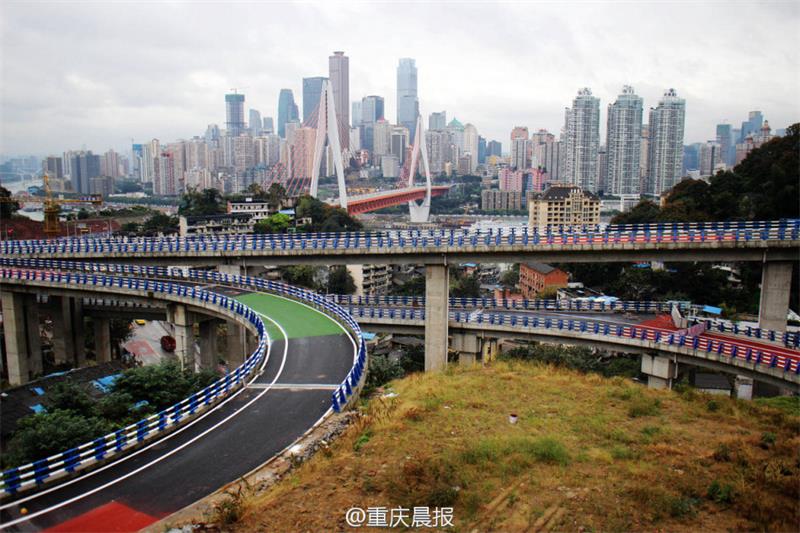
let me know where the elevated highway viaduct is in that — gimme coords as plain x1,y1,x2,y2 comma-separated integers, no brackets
4,220,796,372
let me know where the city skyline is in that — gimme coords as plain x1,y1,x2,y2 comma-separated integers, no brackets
1,1,798,155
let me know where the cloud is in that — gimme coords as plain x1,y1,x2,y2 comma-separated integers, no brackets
0,0,798,155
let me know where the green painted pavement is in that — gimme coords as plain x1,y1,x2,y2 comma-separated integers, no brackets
235,292,343,339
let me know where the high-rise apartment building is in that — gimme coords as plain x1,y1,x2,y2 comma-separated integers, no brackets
351,101,362,127
715,123,734,167
225,93,246,137
429,111,446,131
426,130,445,174
373,119,392,164
511,138,529,169
44,156,64,179
639,124,649,185
360,95,384,153
606,86,643,195
563,88,601,192
68,151,101,194
397,58,419,140
249,109,262,136
531,130,561,181
390,126,409,165
647,88,686,195
463,123,479,172
328,51,350,148
302,76,327,123
277,89,299,138
699,140,721,176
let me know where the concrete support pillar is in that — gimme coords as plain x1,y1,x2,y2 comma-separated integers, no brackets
24,295,43,377
198,319,219,370
1,291,37,385
734,375,754,400
168,304,193,371
218,264,244,277
51,296,85,367
424,264,449,371
226,319,246,367
640,354,677,390
94,317,112,363
452,332,480,365
758,261,793,332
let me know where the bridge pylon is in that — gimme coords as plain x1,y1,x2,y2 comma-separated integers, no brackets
406,114,433,223
310,80,348,209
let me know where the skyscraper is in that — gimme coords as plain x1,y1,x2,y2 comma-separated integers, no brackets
277,89,299,139
225,93,246,137
563,88,601,192
351,101,362,127
302,76,327,123
360,95,384,152
699,140,721,176
249,109,262,136
606,85,643,195
739,111,763,142
477,136,487,165
487,140,502,157
263,117,274,135
68,151,101,194
463,124,479,172
397,58,419,140
328,51,350,148
429,111,446,131
716,123,734,167
647,88,686,195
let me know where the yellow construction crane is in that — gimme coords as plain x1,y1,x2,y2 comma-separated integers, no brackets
0,173,103,237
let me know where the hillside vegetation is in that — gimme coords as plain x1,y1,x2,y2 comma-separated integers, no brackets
227,362,799,531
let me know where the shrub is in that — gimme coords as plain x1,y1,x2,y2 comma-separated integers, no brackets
760,432,777,448
707,480,735,504
628,396,661,418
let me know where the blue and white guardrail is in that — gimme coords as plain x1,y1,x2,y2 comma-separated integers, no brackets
1,219,797,256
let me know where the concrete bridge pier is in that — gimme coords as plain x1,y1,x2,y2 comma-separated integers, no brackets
734,375,754,400
218,263,244,278
49,295,85,367
198,319,220,370
93,317,112,363
640,353,677,390
167,304,194,371
452,332,481,365
424,264,449,371
758,261,793,332
226,320,246,367
1,291,43,385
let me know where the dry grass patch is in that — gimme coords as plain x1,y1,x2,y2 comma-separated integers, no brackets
225,361,799,532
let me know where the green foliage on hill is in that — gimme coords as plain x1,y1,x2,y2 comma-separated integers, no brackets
295,195,362,232
614,123,799,224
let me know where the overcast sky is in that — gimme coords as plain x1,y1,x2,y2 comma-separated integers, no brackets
1,0,798,156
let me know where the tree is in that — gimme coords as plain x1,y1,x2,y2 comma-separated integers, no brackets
295,195,362,232
253,213,291,234
500,265,519,288
5,410,112,466
43,381,96,414
451,271,481,298
142,213,178,235
281,265,322,290
390,275,425,296
267,183,287,210
327,266,356,294
0,186,20,219
178,188,225,217
111,362,216,412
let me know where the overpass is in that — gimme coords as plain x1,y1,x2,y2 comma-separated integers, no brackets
2,219,798,372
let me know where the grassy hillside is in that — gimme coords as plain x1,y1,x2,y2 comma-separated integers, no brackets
229,362,799,531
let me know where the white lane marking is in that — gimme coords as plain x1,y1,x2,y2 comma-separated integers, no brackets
249,383,340,390
1,320,275,513
1,316,288,529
